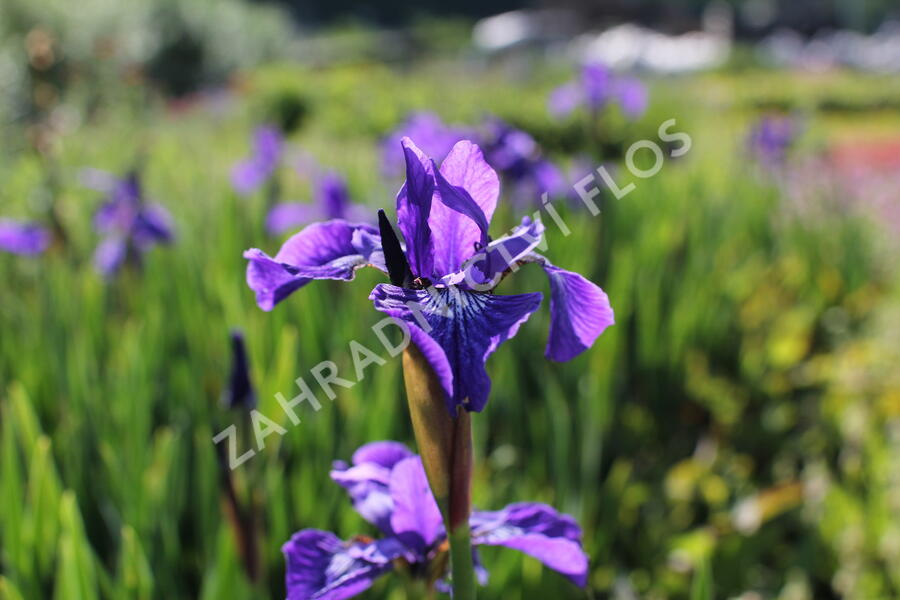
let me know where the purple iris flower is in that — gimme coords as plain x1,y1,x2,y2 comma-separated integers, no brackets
549,63,648,120
244,138,614,413
747,116,796,167
223,329,257,410
381,112,470,176
480,119,567,204
0,220,50,255
232,126,284,195
283,441,589,599
267,173,372,235
86,171,173,277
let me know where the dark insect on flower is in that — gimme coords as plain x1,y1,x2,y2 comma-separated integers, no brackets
282,441,589,599
244,138,614,413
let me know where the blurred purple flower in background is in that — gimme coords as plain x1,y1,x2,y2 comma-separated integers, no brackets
283,441,589,599
84,170,173,277
480,118,567,205
549,63,648,120
381,112,471,175
245,138,614,413
232,126,284,195
266,172,371,235
0,220,50,255
747,115,797,167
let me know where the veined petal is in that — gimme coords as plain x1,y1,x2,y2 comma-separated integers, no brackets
368,284,542,412
395,138,435,278
429,141,499,276
244,220,386,311
536,259,615,362
471,503,588,587
283,530,395,600
389,456,444,551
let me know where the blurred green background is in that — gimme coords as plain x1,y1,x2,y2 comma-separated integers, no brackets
2,0,900,598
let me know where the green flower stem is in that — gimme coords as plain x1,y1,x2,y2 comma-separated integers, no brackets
401,344,476,599
448,523,476,600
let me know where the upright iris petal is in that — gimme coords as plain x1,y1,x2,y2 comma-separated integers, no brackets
396,138,435,279
428,140,499,276
388,456,444,551
330,441,413,534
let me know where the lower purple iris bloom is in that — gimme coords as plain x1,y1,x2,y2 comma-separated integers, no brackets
245,138,614,413
232,126,285,195
283,441,589,599
0,220,50,255
549,63,648,120
86,171,173,276
267,173,372,235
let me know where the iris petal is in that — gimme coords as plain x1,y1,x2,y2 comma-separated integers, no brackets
369,284,542,412
428,141,499,277
283,530,396,600
244,220,386,311
389,456,445,551
538,260,615,362
395,138,435,279
471,502,589,587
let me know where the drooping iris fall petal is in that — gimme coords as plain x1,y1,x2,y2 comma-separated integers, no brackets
369,284,542,412
283,530,397,600
245,221,386,311
470,503,589,586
